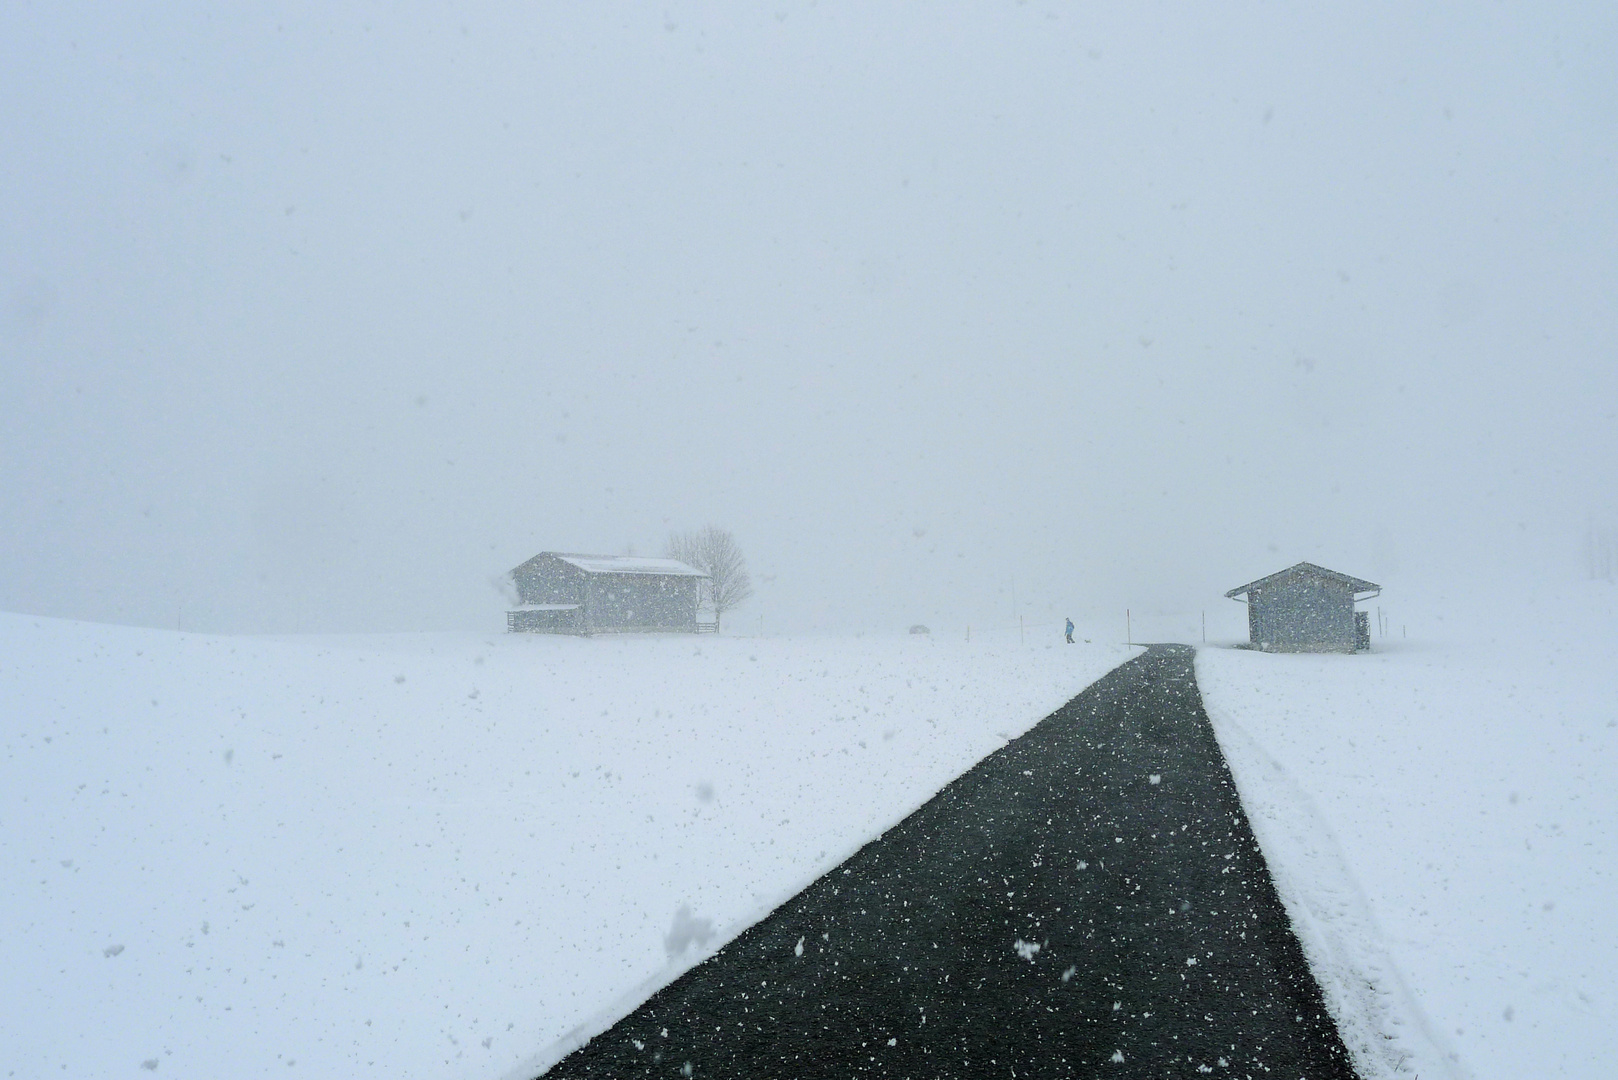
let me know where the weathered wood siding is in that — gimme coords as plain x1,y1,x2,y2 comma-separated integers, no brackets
507,607,583,634
508,553,702,634
511,555,588,606
1249,575,1359,652
584,574,702,634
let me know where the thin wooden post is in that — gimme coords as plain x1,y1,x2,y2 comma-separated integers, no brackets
1126,609,1131,645
1201,611,1206,643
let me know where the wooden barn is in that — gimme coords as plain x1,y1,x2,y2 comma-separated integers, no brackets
1225,562,1381,653
505,552,709,635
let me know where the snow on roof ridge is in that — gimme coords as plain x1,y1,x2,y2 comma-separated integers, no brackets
551,553,708,577
1225,561,1381,599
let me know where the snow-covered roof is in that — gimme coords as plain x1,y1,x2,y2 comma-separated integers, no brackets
1225,561,1381,599
553,554,707,578
511,603,581,611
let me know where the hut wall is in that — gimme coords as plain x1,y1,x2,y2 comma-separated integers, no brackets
1250,578,1358,652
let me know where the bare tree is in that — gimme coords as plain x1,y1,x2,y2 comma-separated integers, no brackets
666,526,753,631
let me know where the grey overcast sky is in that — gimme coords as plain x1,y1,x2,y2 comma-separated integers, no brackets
2,1,1614,634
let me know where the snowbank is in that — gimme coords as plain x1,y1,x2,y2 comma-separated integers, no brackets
1198,582,1618,1080
0,614,1126,1079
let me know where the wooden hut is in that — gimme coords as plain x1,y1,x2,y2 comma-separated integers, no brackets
1225,562,1381,653
506,552,708,635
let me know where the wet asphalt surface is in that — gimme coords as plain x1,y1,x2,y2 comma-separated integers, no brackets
541,644,1359,1079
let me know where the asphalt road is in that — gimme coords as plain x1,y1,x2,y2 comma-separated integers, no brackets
541,644,1359,1079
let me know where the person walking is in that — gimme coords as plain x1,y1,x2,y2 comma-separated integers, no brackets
1065,618,1075,644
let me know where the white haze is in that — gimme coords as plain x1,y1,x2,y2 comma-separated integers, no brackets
2,1,1614,635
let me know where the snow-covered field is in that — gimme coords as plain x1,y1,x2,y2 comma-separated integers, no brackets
0,615,1126,1079
1199,582,1618,1080
6,586,1614,1080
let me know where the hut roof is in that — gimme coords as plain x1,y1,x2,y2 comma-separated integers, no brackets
1225,561,1381,599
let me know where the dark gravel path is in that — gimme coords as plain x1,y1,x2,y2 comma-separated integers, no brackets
541,644,1358,1079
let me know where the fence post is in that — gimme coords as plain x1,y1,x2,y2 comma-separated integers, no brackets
1126,609,1131,646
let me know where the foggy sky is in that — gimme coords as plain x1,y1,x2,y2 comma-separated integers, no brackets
3,1,1615,635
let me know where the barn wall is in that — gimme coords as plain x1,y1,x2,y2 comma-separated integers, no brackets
508,608,583,634
509,554,705,633
512,556,586,605
584,574,701,632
